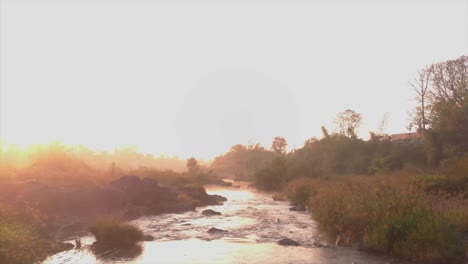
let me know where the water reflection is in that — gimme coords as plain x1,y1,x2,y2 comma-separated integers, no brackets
92,244,143,261
43,185,405,264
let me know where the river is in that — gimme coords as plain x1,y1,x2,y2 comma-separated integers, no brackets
43,184,404,264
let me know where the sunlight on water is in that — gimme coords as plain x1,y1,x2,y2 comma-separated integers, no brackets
44,238,400,264
43,186,405,264
206,186,255,202
140,239,317,264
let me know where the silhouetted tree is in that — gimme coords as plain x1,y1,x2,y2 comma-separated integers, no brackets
186,157,200,175
334,109,362,138
321,126,330,138
271,137,288,155
410,68,431,132
210,143,274,180
410,55,468,164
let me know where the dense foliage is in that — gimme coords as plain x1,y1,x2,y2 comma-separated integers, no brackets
211,144,275,180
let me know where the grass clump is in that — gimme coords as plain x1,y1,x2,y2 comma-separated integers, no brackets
90,217,143,248
0,222,48,264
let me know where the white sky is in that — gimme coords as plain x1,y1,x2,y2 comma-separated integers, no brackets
1,0,467,159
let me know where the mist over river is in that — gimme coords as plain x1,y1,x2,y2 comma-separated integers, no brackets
43,184,405,264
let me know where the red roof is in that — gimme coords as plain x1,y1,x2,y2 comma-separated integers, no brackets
390,132,421,141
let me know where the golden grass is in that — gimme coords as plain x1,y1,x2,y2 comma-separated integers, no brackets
284,174,467,264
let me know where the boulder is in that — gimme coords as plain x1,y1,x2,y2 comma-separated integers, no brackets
142,235,155,241
289,205,306,211
278,238,299,246
202,209,222,216
205,194,227,205
207,227,228,234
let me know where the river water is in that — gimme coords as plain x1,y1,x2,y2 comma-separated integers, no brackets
43,184,404,264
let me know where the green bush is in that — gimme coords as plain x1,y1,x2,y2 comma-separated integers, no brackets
90,217,143,248
253,157,287,191
439,155,468,188
364,209,464,263
0,223,47,264
284,178,316,206
369,154,403,174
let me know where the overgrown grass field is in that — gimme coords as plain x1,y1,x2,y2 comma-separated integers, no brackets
284,174,467,263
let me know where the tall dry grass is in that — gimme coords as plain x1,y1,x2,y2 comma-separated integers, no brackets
90,217,143,248
284,175,467,264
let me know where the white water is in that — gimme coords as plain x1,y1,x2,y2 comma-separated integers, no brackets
43,185,404,264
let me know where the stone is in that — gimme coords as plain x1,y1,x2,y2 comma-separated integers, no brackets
202,209,222,216
142,235,155,241
207,227,228,234
289,205,306,211
278,238,299,246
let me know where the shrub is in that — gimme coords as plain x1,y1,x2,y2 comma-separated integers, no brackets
369,154,403,174
0,223,47,264
253,157,287,191
439,155,468,191
284,178,316,206
90,217,143,248
364,209,464,263
177,193,201,208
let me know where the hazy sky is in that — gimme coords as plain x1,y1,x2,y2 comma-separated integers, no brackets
1,0,467,159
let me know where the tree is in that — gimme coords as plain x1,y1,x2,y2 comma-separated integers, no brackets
409,68,431,132
210,143,274,180
334,109,362,138
410,55,468,164
376,112,389,135
186,157,200,175
429,56,467,109
271,137,288,155
321,126,330,138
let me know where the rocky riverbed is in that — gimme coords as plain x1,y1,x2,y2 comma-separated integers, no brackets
43,184,408,264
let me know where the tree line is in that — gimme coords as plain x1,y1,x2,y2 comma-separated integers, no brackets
210,55,467,192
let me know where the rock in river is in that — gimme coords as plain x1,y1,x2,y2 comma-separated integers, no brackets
289,205,306,211
142,235,155,241
278,238,299,246
202,209,222,216
207,227,228,234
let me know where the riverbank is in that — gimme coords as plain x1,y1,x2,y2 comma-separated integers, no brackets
282,174,467,264
44,185,405,264
0,176,227,264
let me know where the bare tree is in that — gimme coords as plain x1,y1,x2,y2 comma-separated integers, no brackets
376,112,389,135
334,109,362,138
409,56,468,133
410,67,431,131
